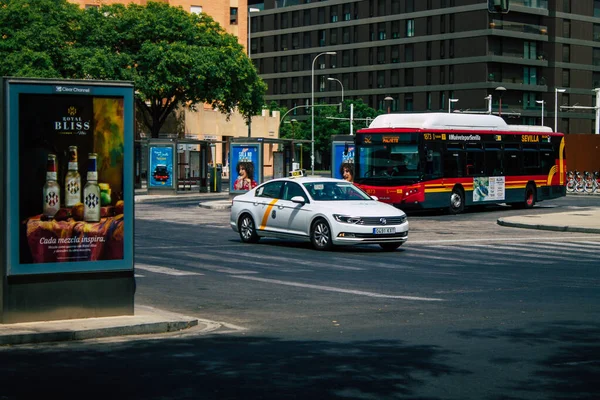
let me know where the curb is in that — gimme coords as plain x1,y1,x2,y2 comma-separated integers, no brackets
497,218,600,234
0,306,200,346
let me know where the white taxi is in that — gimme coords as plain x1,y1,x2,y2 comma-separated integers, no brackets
229,176,409,251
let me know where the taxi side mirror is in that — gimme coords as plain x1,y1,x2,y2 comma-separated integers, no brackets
291,196,306,204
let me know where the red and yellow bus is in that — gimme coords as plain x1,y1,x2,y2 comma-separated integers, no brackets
353,113,566,214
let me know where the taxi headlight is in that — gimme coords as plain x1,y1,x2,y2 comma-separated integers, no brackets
333,214,362,224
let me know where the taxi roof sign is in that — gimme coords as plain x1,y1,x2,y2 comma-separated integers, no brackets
289,169,304,178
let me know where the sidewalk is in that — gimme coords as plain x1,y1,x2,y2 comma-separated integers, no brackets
2,192,599,346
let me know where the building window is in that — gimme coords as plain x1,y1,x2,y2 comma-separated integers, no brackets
449,39,454,58
563,45,570,63
406,20,415,37
427,17,432,35
330,8,338,23
563,0,570,12
343,27,350,43
377,71,385,88
406,0,414,12
318,8,325,24
426,42,431,60
191,6,202,14
344,3,351,20
594,24,600,41
449,14,455,33
440,15,445,34
281,57,287,72
563,20,570,38
303,32,311,48
391,0,400,14
440,67,445,84
292,55,299,71
230,7,238,25
595,0,600,17
319,30,326,47
378,0,386,15
292,78,298,93
405,94,414,111
392,46,400,63
304,10,311,25
392,21,400,38
562,69,570,87
405,44,414,62
378,23,387,40
426,67,431,85
439,92,446,110
391,70,399,87
594,49,600,66
524,67,537,85
524,41,537,59
343,51,350,67
378,47,386,64
405,69,414,86
440,40,445,59
449,65,454,84
427,92,432,110
593,71,600,87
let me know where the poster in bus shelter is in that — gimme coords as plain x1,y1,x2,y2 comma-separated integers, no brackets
148,145,174,188
332,141,355,182
3,78,134,276
229,143,262,193
473,176,506,202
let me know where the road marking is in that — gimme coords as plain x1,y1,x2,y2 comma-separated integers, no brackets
136,264,203,276
409,236,600,245
232,276,444,301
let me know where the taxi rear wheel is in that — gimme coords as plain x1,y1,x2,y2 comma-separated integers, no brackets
238,213,260,243
310,218,333,251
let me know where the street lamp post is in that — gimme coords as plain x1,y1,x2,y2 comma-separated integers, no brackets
248,8,260,58
536,100,545,126
311,51,336,176
327,77,344,103
448,98,459,113
384,96,393,114
484,95,492,114
555,88,566,132
495,86,506,117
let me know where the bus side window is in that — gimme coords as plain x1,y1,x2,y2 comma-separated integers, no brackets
443,148,463,178
465,149,484,176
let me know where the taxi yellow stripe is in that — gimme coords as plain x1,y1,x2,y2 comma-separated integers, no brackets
259,199,279,230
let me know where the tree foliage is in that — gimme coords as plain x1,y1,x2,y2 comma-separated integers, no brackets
280,99,381,170
0,0,267,138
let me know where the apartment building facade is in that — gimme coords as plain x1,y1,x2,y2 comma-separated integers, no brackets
249,0,600,134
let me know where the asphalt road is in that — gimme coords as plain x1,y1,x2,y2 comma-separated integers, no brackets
1,195,599,400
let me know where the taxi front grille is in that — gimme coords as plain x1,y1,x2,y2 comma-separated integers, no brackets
359,216,407,225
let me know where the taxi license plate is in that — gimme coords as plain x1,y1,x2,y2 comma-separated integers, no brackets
373,227,395,234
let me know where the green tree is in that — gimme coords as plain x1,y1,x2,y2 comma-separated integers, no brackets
71,2,266,138
0,0,82,78
311,99,380,169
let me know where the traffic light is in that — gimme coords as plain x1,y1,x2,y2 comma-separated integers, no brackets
488,0,509,13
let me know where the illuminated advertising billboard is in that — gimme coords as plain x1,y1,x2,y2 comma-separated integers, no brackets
229,143,262,193
3,79,134,276
332,139,355,183
148,146,174,188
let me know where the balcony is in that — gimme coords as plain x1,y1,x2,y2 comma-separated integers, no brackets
489,20,548,36
510,0,548,10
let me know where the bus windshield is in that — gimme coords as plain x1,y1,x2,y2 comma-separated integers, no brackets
356,144,421,184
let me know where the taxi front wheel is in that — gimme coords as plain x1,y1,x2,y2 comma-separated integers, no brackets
310,218,333,251
238,213,260,243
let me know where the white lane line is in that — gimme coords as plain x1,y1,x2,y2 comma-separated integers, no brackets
232,275,444,301
409,236,600,245
136,264,204,276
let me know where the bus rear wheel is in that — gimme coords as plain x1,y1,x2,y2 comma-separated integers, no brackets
449,187,465,214
524,183,536,209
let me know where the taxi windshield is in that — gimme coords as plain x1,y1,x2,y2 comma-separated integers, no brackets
303,182,372,201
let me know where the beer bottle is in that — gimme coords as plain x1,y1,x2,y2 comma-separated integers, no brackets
83,153,101,222
64,145,81,207
43,154,61,218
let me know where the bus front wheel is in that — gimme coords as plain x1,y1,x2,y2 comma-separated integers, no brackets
449,188,465,214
